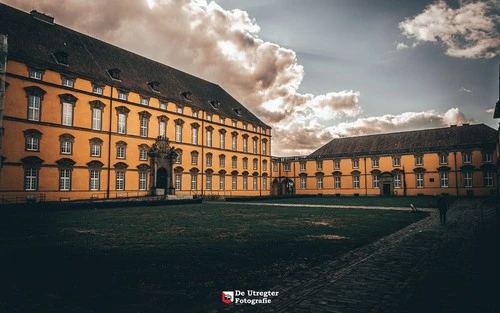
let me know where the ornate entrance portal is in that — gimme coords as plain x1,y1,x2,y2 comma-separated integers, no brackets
148,136,177,196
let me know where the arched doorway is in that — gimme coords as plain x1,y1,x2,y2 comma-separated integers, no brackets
282,178,295,195
271,178,279,196
156,167,167,189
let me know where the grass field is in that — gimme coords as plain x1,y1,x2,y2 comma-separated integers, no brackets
0,202,427,313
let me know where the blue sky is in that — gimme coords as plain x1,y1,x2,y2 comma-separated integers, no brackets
5,0,499,155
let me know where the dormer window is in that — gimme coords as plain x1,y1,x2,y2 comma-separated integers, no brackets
233,108,242,116
107,68,121,80
209,100,220,109
52,51,68,65
181,91,192,101
61,75,74,88
148,81,160,92
92,84,104,95
118,90,128,101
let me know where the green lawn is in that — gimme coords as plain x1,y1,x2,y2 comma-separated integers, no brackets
0,203,427,313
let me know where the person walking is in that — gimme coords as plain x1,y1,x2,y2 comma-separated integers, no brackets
437,195,448,224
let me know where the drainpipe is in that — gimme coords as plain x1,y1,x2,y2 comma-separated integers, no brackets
106,87,113,199
454,151,459,197
201,111,204,197
363,157,367,197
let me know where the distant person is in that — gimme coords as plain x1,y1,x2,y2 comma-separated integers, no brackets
437,195,448,224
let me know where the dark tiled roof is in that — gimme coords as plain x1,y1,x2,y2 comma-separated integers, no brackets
0,4,269,128
309,124,498,158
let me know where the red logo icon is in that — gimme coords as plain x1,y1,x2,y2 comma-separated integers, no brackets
222,291,234,304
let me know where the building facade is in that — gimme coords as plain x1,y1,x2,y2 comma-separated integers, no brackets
0,5,272,203
272,124,499,197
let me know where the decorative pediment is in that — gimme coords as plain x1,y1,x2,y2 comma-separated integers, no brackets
137,163,150,171
87,160,104,168
21,156,44,165
56,158,76,167
58,93,78,104
114,162,129,169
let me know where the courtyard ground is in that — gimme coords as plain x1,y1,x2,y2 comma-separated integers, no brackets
0,200,426,313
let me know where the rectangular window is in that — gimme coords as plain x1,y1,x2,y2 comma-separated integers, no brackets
263,177,267,190
29,70,42,80
220,117,225,124
394,174,401,188
159,121,166,137
207,114,212,121
353,175,360,189
232,136,237,151
60,169,71,191
316,161,323,171
219,156,225,167
176,106,183,114
28,95,41,121
440,172,449,187
284,163,291,171
90,170,100,191
243,158,248,169
118,91,128,101
117,147,125,159
118,113,126,134
140,118,148,137
416,173,424,188
253,177,258,190
232,158,237,169
415,155,423,166
140,149,148,161
193,111,198,118
25,168,38,191
243,124,247,130
206,154,212,167
140,97,149,106
484,172,494,187
372,158,379,168
219,133,225,149
464,172,473,188
253,139,257,154
393,157,401,167
192,153,198,165
192,128,198,145
483,153,493,163
219,175,225,190
92,108,102,130
243,138,248,152
243,176,248,190
116,171,125,191
253,159,258,170
62,102,73,126
463,153,472,164
232,176,237,190
175,124,182,143
352,159,359,169
93,85,103,95
263,161,267,171
300,177,307,189
440,154,448,165
175,174,182,190
62,77,74,87
334,176,341,189
61,141,72,155
206,130,212,147
317,176,323,189
91,144,101,157
273,162,278,172
373,175,379,188
160,102,167,110
262,142,267,155
206,174,212,190
334,160,340,170
191,174,197,190
139,172,147,191
26,137,39,151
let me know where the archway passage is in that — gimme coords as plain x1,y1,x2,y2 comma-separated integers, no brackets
282,178,295,196
271,179,280,196
156,167,167,189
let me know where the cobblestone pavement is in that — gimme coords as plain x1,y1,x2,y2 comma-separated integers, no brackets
221,199,499,313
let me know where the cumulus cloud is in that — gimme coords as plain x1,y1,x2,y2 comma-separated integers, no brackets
4,0,363,154
275,108,472,156
398,0,500,58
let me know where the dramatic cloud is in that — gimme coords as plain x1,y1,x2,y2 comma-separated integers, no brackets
398,0,500,58
275,108,472,156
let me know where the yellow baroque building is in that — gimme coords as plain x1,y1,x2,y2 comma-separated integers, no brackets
0,5,272,203
271,124,499,197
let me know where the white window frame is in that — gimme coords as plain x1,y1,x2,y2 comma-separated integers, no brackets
28,95,41,121
116,171,125,191
59,169,71,191
90,170,100,191
440,172,449,188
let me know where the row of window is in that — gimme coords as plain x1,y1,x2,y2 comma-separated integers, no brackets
24,168,269,192
25,74,269,134
300,172,495,190
281,152,494,172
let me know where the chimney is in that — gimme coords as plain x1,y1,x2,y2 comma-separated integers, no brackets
30,10,54,25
